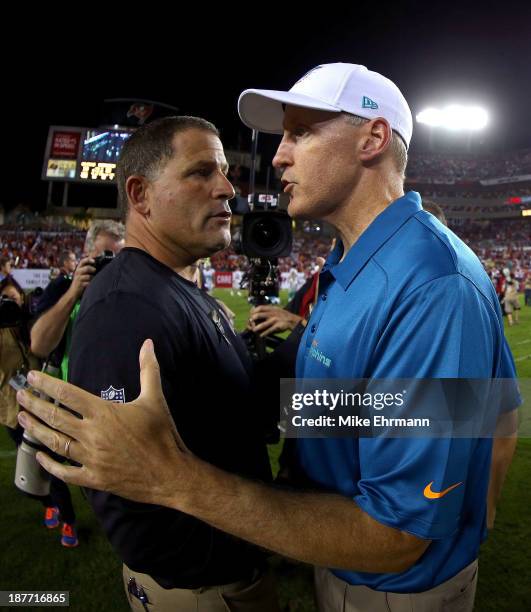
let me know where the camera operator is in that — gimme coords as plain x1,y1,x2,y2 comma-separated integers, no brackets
1,278,40,439
28,224,123,547
30,250,92,365
0,278,72,540
30,222,124,371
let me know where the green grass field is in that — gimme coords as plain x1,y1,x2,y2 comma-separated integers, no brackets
0,290,529,611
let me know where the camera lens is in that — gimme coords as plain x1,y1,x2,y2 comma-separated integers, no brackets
242,211,292,258
252,218,282,250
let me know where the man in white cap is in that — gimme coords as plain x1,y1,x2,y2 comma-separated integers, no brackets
17,64,519,611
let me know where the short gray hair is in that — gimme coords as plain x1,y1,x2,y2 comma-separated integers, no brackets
85,220,125,254
342,113,408,179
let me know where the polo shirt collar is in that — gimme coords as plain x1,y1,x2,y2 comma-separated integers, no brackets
323,191,422,290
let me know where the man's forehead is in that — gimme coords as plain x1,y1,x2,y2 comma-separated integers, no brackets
97,232,120,244
171,129,227,164
282,105,342,128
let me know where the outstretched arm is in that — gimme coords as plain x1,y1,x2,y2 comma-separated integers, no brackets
17,340,429,573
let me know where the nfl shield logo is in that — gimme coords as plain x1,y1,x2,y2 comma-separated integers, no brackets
101,386,126,403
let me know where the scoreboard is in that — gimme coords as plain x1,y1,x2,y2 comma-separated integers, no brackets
42,126,134,184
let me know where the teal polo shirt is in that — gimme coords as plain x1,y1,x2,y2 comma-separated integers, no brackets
296,191,519,592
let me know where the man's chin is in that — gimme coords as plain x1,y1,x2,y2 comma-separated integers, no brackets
288,197,334,222
287,198,313,220
204,231,231,256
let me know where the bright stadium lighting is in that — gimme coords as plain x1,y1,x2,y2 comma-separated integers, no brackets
416,105,488,131
416,107,443,127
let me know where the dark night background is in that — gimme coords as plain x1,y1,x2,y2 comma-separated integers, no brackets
3,2,531,210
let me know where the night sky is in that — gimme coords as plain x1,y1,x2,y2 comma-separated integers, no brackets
4,2,531,210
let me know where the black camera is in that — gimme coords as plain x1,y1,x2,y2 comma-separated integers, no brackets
235,194,292,305
0,296,24,328
93,250,115,274
0,286,44,329
59,250,115,289
241,203,292,259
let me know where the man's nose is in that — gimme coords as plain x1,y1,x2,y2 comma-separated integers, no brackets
272,135,292,171
214,172,236,200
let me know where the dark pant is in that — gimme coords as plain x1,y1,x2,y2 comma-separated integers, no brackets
6,425,76,524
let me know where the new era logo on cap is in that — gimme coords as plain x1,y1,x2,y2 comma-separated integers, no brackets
362,96,378,110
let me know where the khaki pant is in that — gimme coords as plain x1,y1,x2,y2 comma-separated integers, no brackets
315,559,478,612
504,297,520,314
122,564,280,612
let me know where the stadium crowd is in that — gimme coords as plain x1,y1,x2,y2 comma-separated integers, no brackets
417,186,531,200
453,219,530,282
1,217,529,289
0,230,85,270
407,149,531,182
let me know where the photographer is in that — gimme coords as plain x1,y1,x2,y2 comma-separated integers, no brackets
31,223,124,373
28,225,123,547
0,277,73,543
1,277,39,438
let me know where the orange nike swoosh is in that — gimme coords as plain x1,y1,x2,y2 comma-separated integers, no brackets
423,481,462,499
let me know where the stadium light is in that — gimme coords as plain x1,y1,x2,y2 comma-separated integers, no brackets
416,105,489,131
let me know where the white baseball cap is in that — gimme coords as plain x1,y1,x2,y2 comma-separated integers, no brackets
238,63,413,148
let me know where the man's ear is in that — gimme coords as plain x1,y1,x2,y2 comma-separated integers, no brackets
126,175,151,217
358,118,393,163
